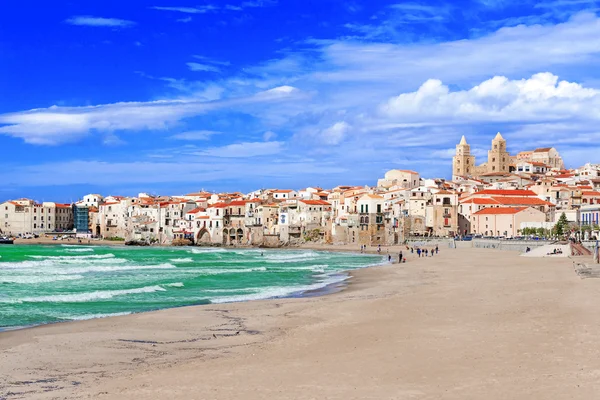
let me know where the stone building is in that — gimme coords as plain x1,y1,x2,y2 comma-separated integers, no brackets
453,133,564,181
452,136,476,180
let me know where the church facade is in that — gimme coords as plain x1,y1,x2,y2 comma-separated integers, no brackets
452,133,565,181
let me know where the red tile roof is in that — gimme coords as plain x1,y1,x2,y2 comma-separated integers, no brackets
475,189,537,196
474,207,528,215
300,200,331,206
187,207,205,214
461,198,500,205
491,196,553,206
208,202,228,208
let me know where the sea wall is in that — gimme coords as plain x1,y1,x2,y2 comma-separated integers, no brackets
472,239,553,253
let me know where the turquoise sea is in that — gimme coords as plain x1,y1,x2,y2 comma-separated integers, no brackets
0,245,383,329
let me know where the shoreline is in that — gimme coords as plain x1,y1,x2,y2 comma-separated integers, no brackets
0,246,387,334
3,248,593,399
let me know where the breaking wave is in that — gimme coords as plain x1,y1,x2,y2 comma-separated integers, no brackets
19,285,168,303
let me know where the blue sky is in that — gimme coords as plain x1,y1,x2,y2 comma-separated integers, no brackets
2,0,600,202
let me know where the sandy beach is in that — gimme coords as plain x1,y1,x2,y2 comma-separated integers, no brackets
1,247,599,399
11,237,126,247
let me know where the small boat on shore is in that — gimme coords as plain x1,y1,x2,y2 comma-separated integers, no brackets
0,236,14,244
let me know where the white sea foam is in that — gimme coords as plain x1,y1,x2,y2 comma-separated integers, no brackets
263,251,320,263
202,287,258,294
267,264,329,272
209,274,349,304
0,275,85,284
19,285,167,303
64,248,95,253
196,267,267,275
169,257,194,263
188,248,226,254
0,261,175,274
56,312,132,321
164,282,184,288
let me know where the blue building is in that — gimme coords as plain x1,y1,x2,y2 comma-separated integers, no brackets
73,205,89,233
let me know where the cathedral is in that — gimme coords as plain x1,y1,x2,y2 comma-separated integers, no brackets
452,133,564,181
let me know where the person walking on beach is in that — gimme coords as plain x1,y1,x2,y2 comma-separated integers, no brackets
417,248,421,257
399,251,403,263
435,245,439,254
411,247,414,254
388,254,392,262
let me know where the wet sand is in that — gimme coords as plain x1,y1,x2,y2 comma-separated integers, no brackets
1,248,599,399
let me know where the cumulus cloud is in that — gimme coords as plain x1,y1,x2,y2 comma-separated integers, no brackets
65,16,136,28
379,73,600,122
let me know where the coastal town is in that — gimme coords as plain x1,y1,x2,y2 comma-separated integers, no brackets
2,133,600,246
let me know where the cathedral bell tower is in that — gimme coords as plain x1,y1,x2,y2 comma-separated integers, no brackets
487,132,510,174
452,135,475,180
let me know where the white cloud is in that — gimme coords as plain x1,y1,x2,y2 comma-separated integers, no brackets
192,55,231,66
150,2,276,14
150,6,217,14
177,17,193,23
0,86,300,145
170,130,220,140
65,16,136,28
314,12,600,86
196,141,284,157
263,131,277,141
186,62,221,73
379,73,600,122
321,122,351,145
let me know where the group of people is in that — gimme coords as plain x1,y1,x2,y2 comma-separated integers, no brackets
387,251,405,263
407,245,439,258
361,243,441,263
547,248,563,255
